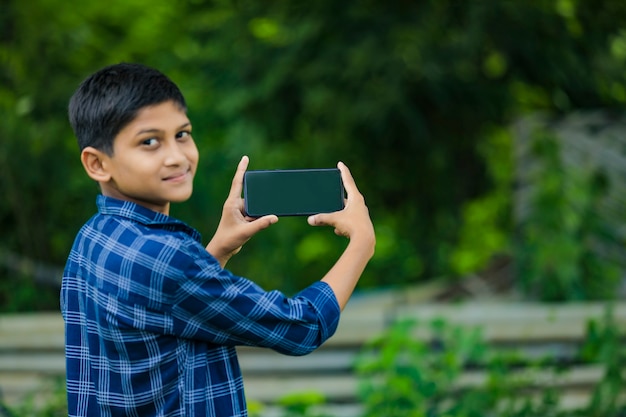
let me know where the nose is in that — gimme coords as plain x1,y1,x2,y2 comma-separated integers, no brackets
163,140,188,166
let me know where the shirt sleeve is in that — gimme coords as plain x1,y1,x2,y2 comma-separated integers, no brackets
167,240,341,356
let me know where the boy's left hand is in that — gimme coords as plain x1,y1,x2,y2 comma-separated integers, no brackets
206,156,278,267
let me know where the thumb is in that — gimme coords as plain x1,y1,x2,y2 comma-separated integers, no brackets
254,214,279,230
307,213,333,227
308,212,351,238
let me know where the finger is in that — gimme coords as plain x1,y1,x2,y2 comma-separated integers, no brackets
307,214,320,227
337,161,361,198
255,214,279,228
228,156,249,199
243,215,278,236
308,213,333,227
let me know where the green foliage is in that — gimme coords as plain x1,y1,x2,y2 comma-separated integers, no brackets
354,311,626,417
355,318,490,417
276,391,332,417
579,306,626,417
2,0,626,304
516,128,622,301
0,377,67,417
0,276,59,312
450,127,513,276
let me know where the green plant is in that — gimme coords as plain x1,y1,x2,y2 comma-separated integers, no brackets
355,318,500,417
516,127,622,301
1,376,67,417
355,312,626,417
248,391,332,417
0,275,59,313
277,391,332,417
578,306,626,417
450,126,513,276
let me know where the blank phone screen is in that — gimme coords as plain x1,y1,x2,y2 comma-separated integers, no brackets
244,169,345,217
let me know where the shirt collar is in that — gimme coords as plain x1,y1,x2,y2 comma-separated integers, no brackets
96,195,202,242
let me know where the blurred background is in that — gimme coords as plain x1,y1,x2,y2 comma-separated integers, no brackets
0,0,626,417
1,0,626,415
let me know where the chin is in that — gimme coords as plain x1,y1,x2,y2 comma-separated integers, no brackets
170,191,193,203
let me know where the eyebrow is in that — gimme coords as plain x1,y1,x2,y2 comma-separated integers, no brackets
135,122,191,136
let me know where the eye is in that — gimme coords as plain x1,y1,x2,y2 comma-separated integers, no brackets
142,138,159,147
176,130,192,140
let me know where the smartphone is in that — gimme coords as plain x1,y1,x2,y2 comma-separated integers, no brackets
244,168,345,217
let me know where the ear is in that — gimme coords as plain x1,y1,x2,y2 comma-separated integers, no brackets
81,146,112,183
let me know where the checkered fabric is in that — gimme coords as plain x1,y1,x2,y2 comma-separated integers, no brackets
61,195,340,416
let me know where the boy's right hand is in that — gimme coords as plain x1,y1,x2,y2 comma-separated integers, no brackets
206,156,278,267
307,162,375,249
307,161,375,310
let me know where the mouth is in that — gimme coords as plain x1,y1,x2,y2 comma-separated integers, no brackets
163,168,191,182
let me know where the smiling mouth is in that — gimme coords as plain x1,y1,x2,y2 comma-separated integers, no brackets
163,168,191,181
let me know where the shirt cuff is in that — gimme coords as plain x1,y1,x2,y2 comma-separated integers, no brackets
295,281,341,343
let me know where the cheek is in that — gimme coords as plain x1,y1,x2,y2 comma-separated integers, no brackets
187,143,200,168
117,156,157,179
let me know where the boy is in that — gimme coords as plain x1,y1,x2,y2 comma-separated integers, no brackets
61,63,375,417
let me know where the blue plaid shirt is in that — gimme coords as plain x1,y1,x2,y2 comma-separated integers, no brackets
61,195,340,417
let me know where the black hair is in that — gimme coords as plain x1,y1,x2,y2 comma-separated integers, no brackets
68,63,187,155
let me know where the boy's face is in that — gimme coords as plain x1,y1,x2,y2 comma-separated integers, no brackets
91,100,199,215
